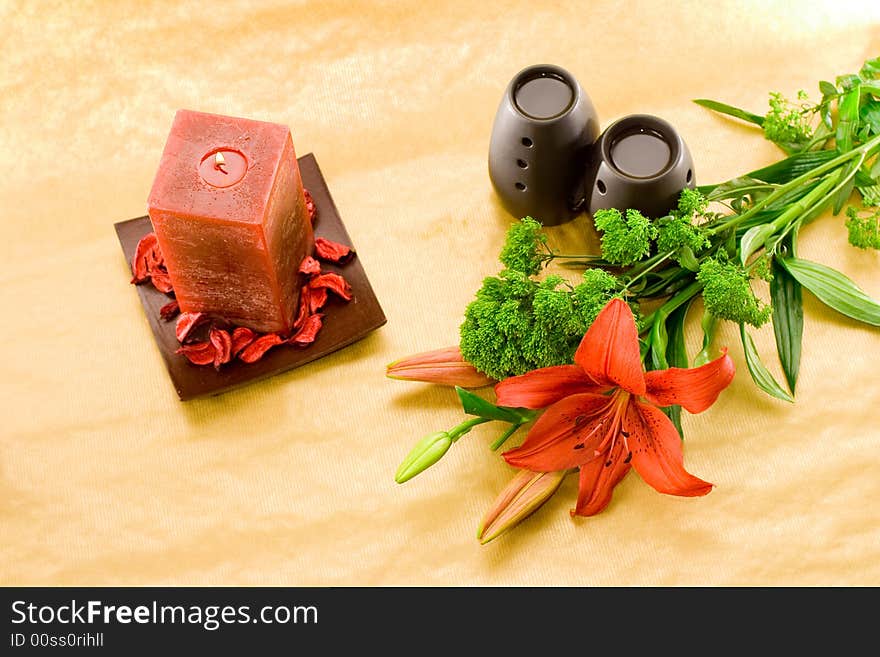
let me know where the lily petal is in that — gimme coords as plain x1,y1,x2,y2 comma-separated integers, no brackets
386,346,495,388
494,365,609,409
645,349,735,414
478,469,568,544
627,401,713,497
503,393,614,471
574,298,646,395
573,436,631,517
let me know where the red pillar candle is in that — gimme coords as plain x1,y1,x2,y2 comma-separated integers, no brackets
147,109,313,333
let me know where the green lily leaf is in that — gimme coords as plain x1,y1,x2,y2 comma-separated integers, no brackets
650,315,670,371
694,98,764,126
456,386,527,423
837,73,863,91
747,150,836,185
836,86,861,153
740,325,795,403
859,57,880,79
639,338,650,361
661,298,694,439
861,101,880,135
770,252,803,394
740,223,777,265
819,81,838,129
705,176,775,202
778,257,880,326
858,183,880,207
677,246,701,272
832,160,859,216
819,80,837,96
854,167,878,188
694,309,717,367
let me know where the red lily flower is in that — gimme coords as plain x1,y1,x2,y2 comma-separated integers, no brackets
496,298,735,517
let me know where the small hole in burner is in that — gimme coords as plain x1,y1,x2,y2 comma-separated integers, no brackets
686,169,693,183
516,159,528,169
521,137,533,147
515,182,526,191
597,180,607,194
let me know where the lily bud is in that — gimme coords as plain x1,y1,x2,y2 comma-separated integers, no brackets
477,469,567,544
395,432,454,484
386,346,495,388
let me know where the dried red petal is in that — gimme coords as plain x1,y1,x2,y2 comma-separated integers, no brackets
130,233,159,284
304,188,317,224
145,245,164,273
231,327,257,357
309,286,328,313
176,312,209,343
176,340,216,366
160,300,180,320
130,232,173,294
314,237,354,264
209,327,233,369
238,333,285,363
309,272,352,300
290,313,323,346
299,255,322,276
293,285,311,330
150,270,174,293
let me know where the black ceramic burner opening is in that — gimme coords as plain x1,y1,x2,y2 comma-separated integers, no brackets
513,72,575,120
603,118,680,180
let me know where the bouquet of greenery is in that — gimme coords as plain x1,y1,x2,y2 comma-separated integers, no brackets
387,57,880,543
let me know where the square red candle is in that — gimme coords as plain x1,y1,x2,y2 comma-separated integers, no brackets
148,109,313,333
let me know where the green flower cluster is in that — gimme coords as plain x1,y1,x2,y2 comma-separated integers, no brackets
697,257,772,327
763,90,813,146
498,216,548,275
656,190,712,259
845,206,880,250
593,188,711,268
592,207,658,266
459,219,621,379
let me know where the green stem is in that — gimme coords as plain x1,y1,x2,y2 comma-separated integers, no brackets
640,280,704,335
632,135,880,286
798,122,833,151
623,250,669,280
708,133,880,236
623,252,674,290
802,170,852,221
490,422,524,451
769,167,844,230
447,417,490,442
706,183,778,202
774,161,859,247
656,280,704,318
550,253,604,260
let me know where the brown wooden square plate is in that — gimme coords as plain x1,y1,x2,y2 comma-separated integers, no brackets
115,152,386,401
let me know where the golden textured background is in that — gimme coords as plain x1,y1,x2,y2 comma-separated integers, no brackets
2,0,879,586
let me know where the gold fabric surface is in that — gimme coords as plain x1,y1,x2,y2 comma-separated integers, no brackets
2,0,879,586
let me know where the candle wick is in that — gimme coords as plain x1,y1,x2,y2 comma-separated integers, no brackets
214,152,228,174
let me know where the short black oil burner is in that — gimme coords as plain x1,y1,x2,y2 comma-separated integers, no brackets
585,114,695,219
